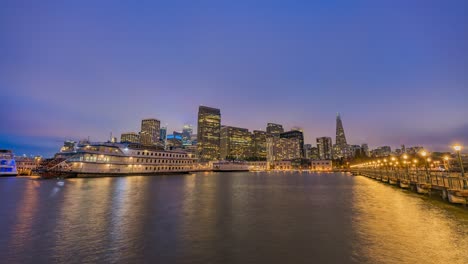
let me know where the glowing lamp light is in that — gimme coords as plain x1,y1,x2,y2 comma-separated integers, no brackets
453,145,462,151
420,151,427,157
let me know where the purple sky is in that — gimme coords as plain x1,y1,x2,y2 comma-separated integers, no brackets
1,0,467,157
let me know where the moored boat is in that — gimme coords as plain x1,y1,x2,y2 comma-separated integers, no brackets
40,142,196,178
0,150,17,176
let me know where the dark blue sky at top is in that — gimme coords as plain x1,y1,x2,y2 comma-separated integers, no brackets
1,0,467,156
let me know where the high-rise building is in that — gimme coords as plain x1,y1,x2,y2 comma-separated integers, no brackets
160,126,167,142
335,113,348,158
197,106,221,161
310,147,319,160
316,137,333,160
361,143,369,157
140,118,160,145
121,132,140,143
220,126,252,160
280,130,304,157
252,130,267,159
304,144,312,159
266,123,284,137
267,137,301,162
182,124,193,146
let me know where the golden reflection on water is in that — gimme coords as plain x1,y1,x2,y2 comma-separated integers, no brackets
352,176,468,264
9,180,39,257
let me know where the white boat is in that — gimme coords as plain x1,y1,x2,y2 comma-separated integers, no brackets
42,142,196,178
212,161,249,172
0,150,18,176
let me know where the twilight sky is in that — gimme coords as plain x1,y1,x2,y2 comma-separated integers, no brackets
1,0,467,157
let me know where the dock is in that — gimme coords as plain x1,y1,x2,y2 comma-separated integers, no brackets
350,168,468,205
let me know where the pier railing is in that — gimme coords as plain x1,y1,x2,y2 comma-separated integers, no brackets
351,168,467,190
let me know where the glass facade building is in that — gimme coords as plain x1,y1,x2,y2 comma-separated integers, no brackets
220,126,252,160
197,106,221,161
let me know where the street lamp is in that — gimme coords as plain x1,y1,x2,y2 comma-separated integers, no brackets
453,144,466,188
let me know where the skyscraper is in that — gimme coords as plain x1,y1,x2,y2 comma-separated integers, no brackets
266,137,301,162
182,124,193,146
160,126,167,142
316,137,333,160
266,123,284,137
120,132,140,143
335,113,348,158
140,118,160,146
280,130,304,158
220,126,252,160
197,106,221,161
252,130,267,160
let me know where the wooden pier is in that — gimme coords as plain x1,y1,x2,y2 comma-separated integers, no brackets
350,168,468,205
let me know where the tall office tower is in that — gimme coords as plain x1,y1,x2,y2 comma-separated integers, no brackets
401,144,406,153
316,137,333,160
361,143,370,157
335,113,348,158
280,130,304,157
197,106,221,161
310,147,319,160
252,130,267,159
220,126,252,160
160,126,167,142
182,124,193,146
140,118,160,145
266,137,301,162
266,123,284,137
120,132,140,143
304,144,312,159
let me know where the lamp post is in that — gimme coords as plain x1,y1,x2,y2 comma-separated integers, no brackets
453,145,466,189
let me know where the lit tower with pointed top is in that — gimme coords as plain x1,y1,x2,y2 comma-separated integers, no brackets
335,113,348,158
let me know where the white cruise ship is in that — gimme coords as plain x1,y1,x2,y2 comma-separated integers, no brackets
0,150,18,176
212,161,249,172
42,142,196,178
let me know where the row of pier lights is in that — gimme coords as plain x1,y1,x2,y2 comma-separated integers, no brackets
350,144,467,189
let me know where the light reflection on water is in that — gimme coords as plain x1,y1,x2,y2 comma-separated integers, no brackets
0,173,467,263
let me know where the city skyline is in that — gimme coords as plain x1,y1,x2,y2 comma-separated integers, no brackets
1,1,468,156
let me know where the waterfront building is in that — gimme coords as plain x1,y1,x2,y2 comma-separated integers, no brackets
121,132,140,144
140,118,160,145
248,161,268,171
197,106,221,161
335,113,348,158
271,160,292,170
266,123,284,137
317,137,333,160
252,130,267,160
220,126,252,160
280,130,305,157
266,137,301,163
310,147,319,160
310,160,333,171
